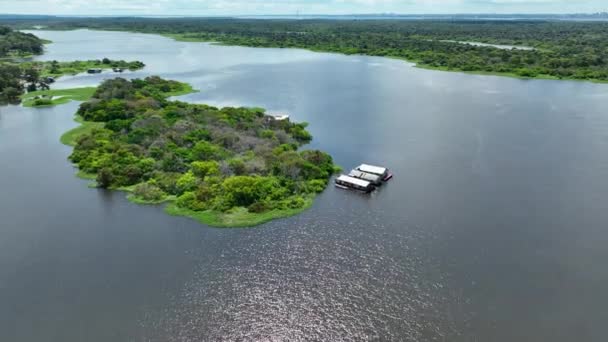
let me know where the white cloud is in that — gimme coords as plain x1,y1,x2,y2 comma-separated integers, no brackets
0,0,605,15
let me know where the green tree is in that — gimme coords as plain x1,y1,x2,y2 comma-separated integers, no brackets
191,161,220,179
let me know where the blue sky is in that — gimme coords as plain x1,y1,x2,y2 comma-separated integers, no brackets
0,0,606,15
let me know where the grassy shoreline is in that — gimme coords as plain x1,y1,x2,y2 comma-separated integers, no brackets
60,114,104,146
163,82,198,97
165,196,314,228
22,87,97,107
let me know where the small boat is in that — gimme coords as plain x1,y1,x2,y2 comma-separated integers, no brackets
87,68,102,74
335,175,375,193
356,164,393,182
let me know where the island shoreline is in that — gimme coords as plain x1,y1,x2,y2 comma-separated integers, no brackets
57,80,331,228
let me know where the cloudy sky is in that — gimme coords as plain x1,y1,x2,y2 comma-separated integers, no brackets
0,0,606,15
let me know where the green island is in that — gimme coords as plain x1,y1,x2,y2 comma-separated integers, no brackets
6,17,608,82
21,58,146,78
0,25,145,106
1,26,336,227
0,25,42,57
66,76,338,227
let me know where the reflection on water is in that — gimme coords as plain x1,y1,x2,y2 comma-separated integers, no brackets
146,201,459,341
0,29,607,341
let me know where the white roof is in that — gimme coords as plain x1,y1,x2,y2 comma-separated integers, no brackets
337,175,371,187
349,170,381,181
357,164,387,175
274,115,290,121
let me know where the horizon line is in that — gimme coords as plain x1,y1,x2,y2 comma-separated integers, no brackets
2,12,608,17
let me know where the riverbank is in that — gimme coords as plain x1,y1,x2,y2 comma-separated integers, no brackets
163,33,608,84
413,63,541,78
412,63,608,84
165,196,314,228
19,26,608,84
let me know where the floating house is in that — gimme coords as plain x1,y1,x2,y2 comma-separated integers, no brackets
265,114,290,124
273,114,290,121
349,169,383,186
335,175,375,193
356,164,393,181
87,68,103,74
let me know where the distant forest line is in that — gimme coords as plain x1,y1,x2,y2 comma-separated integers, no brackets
3,17,608,81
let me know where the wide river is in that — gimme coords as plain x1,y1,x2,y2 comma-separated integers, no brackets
1,29,608,342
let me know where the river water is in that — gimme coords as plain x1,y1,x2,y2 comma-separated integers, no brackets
1,29,608,342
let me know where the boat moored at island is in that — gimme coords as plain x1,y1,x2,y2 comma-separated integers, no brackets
349,169,383,186
335,175,375,193
356,164,393,181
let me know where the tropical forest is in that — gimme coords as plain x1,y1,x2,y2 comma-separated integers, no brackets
4,17,608,81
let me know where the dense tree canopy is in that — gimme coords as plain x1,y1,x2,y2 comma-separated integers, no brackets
0,57,145,105
0,25,43,57
70,77,336,216
0,63,23,104
0,26,45,104
5,18,608,81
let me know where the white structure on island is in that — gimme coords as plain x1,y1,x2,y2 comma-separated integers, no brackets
273,114,290,121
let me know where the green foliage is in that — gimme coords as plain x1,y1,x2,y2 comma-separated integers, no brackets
176,171,198,193
289,123,313,143
0,26,43,57
132,181,167,202
259,129,276,140
151,171,182,195
96,168,114,188
305,179,329,193
191,140,223,161
33,98,52,106
176,191,207,211
67,76,336,225
191,161,220,179
60,115,104,147
0,62,24,104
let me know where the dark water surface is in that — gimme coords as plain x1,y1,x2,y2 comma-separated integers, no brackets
1,30,608,341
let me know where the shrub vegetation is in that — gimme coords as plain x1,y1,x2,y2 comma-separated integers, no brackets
68,76,337,226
